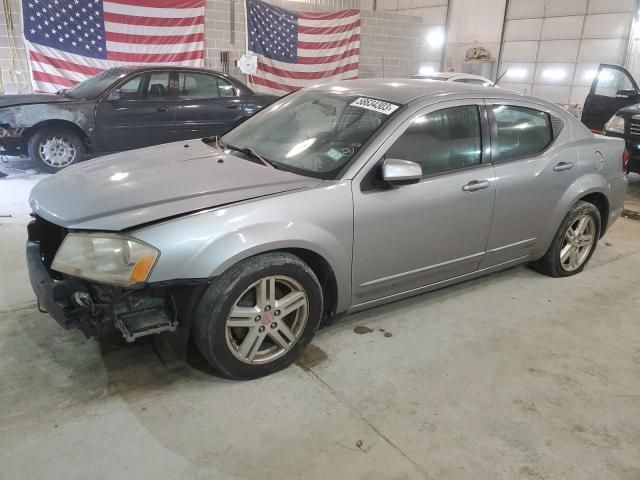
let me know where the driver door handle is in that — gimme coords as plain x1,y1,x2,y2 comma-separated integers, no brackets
553,161,574,172
462,180,491,192
156,106,169,112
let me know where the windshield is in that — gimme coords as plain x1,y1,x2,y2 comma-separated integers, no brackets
66,68,130,100
221,90,401,179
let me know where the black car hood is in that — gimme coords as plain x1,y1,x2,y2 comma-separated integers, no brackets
0,94,75,109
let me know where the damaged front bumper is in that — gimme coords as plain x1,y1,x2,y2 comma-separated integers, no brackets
0,125,27,156
26,218,180,342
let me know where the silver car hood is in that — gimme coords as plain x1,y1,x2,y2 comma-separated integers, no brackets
30,140,322,230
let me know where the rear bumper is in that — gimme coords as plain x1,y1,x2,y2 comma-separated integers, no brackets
26,240,88,329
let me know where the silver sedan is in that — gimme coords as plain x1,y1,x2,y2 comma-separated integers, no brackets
27,79,627,379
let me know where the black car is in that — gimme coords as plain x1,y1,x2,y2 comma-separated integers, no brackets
0,66,277,172
581,64,640,174
582,64,640,133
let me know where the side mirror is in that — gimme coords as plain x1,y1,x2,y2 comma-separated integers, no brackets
382,158,422,185
107,89,123,102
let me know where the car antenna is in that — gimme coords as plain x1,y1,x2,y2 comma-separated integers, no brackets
492,71,507,87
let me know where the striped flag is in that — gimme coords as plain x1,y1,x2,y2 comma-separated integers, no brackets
246,0,360,95
22,0,205,93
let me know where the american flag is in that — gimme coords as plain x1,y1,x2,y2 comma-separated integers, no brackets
22,0,205,93
246,0,360,95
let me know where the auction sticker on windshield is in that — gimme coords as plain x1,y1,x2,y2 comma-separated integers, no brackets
350,97,400,115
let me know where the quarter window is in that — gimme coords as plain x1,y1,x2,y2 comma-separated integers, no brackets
386,105,482,176
177,72,236,99
492,105,553,162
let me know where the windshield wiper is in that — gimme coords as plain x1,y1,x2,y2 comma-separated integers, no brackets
224,143,278,169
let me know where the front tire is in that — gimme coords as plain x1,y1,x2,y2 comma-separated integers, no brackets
193,252,323,380
531,201,601,277
28,126,85,173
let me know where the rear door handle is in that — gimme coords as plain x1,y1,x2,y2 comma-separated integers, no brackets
156,106,169,112
553,161,574,172
227,104,239,109
462,180,491,192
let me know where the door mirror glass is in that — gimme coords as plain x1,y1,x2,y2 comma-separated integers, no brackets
107,89,123,102
382,158,422,185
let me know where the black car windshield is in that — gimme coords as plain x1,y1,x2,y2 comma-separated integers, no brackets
221,90,401,179
66,68,130,100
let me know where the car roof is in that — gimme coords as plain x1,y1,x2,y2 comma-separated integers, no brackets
308,78,524,105
412,72,457,80
109,65,226,75
410,72,491,82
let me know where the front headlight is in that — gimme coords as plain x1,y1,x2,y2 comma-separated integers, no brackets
604,114,625,134
51,233,159,286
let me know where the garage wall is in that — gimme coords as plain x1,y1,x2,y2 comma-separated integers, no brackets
374,0,448,74
0,0,437,94
444,0,507,76
0,0,30,94
498,0,637,106
205,0,434,79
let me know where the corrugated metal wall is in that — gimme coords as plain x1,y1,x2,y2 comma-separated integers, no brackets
498,0,637,106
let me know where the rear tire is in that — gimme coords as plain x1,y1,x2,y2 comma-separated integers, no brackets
531,201,601,277
193,252,323,380
28,126,85,173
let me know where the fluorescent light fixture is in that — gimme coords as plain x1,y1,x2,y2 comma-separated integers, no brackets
419,66,436,75
542,68,566,81
583,69,597,82
506,68,527,79
426,28,445,49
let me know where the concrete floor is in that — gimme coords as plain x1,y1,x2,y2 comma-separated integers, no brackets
1,160,640,480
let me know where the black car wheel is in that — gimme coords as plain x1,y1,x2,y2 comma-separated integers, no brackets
28,126,85,173
193,252,324,380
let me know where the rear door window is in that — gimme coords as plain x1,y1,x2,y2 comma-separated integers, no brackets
176,72,237,99
491,105,553,162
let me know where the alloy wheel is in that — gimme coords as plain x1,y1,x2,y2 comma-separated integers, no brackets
560,214,596,272
39,136,77,168
224,275,309,364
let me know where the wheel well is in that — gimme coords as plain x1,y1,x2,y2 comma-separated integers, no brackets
579,192,609,237
281,248,339,327
26,120,90,150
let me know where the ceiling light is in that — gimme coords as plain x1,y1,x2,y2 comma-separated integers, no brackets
506,68,527,79
426,28,445,49
542,68,566,81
